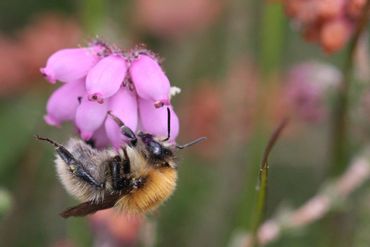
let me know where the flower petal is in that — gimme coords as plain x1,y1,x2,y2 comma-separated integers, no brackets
92,125,111,149
44,79,86,126
75,96,108,140
86,55,127,103
40,45,104,84
138,98,179,141
129,55,171,107
105,88,138,148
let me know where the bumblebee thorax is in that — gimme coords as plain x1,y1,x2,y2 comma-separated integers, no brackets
116,166,177,214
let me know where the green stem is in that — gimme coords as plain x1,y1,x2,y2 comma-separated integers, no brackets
250,118,289,247
259,3,286,78
330,0,370,176
237,1,287,230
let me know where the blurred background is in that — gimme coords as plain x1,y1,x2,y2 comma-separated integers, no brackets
0,0,369,246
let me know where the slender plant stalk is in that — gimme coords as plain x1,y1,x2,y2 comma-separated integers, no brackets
249,118,289,247
330,0,370,176
327,3,370,247
242,152,370,247
238,2,287,229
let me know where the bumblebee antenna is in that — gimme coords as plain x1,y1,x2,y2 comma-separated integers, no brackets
162,107,171,142
176,137,207,150
107,111,137,146
34,135,61,148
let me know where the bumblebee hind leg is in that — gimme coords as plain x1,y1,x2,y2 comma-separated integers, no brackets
35,135,103,189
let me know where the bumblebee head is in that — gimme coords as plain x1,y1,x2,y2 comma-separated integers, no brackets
137,132,176,167
108,108,206,169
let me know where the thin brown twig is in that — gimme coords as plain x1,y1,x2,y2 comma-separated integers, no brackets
260,117,289,172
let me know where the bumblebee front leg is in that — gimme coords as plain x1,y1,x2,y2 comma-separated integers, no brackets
107,112,137,146
35,135,103,188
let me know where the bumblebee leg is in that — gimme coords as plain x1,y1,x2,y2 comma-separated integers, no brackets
35,135,103,188
122,148,131,175
107,112,137,146
110,150,143,192
110,155,123,190
109,155,131,192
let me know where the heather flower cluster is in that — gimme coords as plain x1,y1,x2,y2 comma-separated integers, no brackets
285,61,341,122
41,40,179,149
283,0,366,53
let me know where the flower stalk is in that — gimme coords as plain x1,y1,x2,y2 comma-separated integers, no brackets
249,118,289,247
330,0,370,176
238,2,287,230
241,150,370,247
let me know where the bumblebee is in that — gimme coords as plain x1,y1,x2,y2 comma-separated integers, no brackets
36,109,205,218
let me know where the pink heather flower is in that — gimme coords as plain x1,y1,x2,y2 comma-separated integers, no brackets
139,98,179,141
86,54,127,104
75,96,108,140
129,54,171,108
320,18,352,54
285,61,341,122
41,41,181,148
40,45,105,83
282,0,363,54
44,79,86,126
105,88,138,148
92,126,111,149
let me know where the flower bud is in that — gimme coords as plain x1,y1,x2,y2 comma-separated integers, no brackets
139,99,179,141
129,55,171,108
75,97,108,140
40,45,103,83
86,55,127,104
320,18,352,53
92,126,111,149
44,80,86,126
105,88,138,148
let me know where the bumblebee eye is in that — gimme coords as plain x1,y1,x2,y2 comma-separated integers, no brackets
149,141,162,156
163,149,172,156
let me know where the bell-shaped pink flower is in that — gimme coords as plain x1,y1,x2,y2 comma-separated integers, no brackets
75,97,108,140
44,80,86,126
86,55,127,104
92,126,111,149
105,88,138,148
40,45,103,84
139,99,179,141
129,55,171,108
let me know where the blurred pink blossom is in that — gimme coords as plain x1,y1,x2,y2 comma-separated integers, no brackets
41,42,180,148
0,13,81,95
284,61,341,122
283,0,367,53
89,209,142,247
134,0,225,39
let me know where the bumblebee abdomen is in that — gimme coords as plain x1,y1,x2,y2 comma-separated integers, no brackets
115,167,177,214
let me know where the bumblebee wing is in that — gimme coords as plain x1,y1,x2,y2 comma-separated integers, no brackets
60,194,121,218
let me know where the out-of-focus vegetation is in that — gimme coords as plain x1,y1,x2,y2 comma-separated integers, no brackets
0,0,369,247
